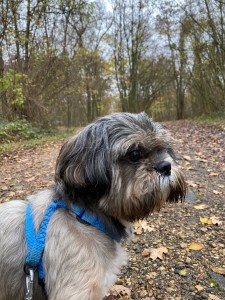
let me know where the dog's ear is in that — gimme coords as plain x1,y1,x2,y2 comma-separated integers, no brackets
55,124,112,204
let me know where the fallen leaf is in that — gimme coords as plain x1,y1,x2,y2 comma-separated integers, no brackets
108,285,131,297
189,242,205,251
195,285,204,291
186,180,198,187
134,226,143,235
149,246,168,260
179,269,187,276
208,295,222,300
209,172,219,177
134,220,155,235
211,266,225,275
199,158,207,162
200,217,212,225
140,220,155,233
194,204,209,210
25,176,36,182
183,155,191,161
210,216,223,225
8,191,16,197
213,190,222,195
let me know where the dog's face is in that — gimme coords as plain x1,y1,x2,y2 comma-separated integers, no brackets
55,112,186,222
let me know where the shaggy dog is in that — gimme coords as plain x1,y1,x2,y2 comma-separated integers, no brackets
0,112,186,300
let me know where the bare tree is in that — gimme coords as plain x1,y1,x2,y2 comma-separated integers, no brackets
112,0,153,112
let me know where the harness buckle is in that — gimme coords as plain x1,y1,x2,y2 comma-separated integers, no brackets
24,267,34,300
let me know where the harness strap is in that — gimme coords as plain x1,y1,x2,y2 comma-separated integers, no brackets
71,205,121,242
25,201,67,269
25,199,121,282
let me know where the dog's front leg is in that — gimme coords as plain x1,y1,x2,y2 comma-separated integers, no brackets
43,212,110,300
45,265,106,300
47,283,104,300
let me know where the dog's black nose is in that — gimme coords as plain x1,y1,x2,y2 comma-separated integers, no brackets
154,160,171,176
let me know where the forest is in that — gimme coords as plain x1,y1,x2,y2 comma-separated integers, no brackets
1,0,225,128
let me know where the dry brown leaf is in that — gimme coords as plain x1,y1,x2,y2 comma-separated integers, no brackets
108,285,131,297
186,180,198,187
209,172,219,177
213,190,222,195
8,191,16,197
140,220,155,233
211,266,225,275
183,155,191,161
189,242,205,251
195,285,204,291
134,226,143,235
134,221,143,235
198,158,207,163
134,220,155,235
210,216,223,225
208,295,222,300
25,176,36,182
149,246,168,260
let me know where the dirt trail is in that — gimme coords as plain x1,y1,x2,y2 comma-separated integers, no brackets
0,121,225,300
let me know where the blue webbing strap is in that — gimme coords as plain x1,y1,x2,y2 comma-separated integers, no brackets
25,199,121,281
72,205,121,242
25,201,67,278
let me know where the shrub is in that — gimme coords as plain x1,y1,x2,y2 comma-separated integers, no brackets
0,120,41,143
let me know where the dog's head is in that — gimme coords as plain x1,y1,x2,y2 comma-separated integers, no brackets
55,112,186,221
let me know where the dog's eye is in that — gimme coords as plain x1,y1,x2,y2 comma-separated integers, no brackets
128,149,143,162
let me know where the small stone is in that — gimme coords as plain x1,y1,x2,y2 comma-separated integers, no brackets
166,287,174,293
186,257,192,263
142,249,150,257
180,242,188,248
115,278,124,284
158,266,165,271
148,272,157,278
139,290,148,298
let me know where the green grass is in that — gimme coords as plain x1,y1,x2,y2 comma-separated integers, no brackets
192,112,225,126
0,120,77,156
0,131,74,156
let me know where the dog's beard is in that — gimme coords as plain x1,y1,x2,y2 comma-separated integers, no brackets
55,112,186,224
99,164,186,222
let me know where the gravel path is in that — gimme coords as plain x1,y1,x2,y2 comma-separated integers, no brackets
0,120,224,300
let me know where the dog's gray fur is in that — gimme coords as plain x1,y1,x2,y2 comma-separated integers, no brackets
0,112,186,300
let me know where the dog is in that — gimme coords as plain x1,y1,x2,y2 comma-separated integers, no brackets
0,112,186,300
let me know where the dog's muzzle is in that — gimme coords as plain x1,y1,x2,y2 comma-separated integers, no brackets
153,160,171,176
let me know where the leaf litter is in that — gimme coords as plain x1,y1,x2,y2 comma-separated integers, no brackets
1,120,225,299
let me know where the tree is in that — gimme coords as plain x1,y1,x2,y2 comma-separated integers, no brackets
112,0,154,112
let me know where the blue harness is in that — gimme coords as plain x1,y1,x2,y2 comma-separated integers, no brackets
25,199,121,281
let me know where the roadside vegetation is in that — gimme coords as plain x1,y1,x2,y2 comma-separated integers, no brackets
192,112,225,127
0,120,74,156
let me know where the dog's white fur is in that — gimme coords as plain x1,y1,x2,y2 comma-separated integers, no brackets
0,112,186,300
0,190,127,300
